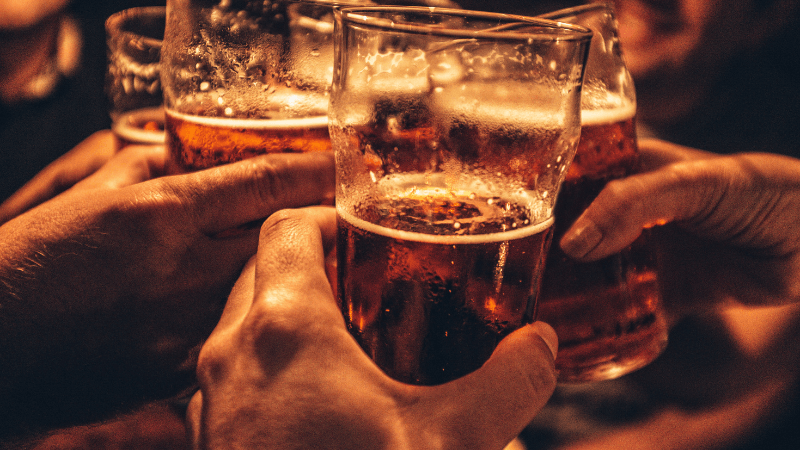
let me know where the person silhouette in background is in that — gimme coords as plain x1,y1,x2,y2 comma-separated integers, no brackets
0,0,163,205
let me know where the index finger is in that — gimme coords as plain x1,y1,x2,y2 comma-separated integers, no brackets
173,152,335,235
558,165,710,261
637,138,717,171
559,141,722,261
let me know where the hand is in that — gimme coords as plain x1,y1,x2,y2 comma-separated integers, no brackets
560,138,800,317
0,130,118,224
0,143,335,436
186,207,558,450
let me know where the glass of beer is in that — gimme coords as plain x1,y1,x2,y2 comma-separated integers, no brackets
105,6,167,150
331,6,592,385
536,3,668,383
160,0,371,173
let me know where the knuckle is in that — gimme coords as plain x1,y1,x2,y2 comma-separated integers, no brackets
263,207,301,228
260,210,323,262
196,338,230,385
246,158,293,208
240,301,309,366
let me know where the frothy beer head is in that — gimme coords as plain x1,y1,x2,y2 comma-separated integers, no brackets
340,181,555,243
567,102,638,182
580,101,636,127
332,81,582,219
112,106,166,149
166,110,328,130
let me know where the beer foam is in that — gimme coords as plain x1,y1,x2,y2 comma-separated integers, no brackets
581,102,636,127
452,103,565,130
432,82,569,130
165,109,329,130
112,107,166,145
337,207,554,245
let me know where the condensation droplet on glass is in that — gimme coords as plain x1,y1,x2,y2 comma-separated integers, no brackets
217,96,225,105
453,222,461,229
556,155,562,163
224,107,233,116
549,60,557,71
200,81,210,91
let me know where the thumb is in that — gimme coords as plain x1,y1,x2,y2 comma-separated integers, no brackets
421,322,558,449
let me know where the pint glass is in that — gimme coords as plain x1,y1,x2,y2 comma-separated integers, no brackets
331,6,592,385
105,7,166,150
537,3,668,383
160,0,365,173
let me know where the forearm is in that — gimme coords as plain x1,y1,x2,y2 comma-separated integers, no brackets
0,221,199,439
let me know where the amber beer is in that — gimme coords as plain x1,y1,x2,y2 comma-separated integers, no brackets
335,88,575,386
338,185,554,386
165,109,332,173
538,105,668,382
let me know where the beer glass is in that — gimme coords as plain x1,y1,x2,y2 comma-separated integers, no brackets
160,0,368,173
106,6,166,150
537,3,668,383
331,6,592,386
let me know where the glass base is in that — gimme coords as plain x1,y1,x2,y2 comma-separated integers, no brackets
556,334,668,383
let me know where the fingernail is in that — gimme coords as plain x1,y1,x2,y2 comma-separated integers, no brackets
532,322,558,359
560,219,603,259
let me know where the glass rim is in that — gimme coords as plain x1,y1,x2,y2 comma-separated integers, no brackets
285,0,376,5
105,6,165,48
538,2,612,20
334,6,593,41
